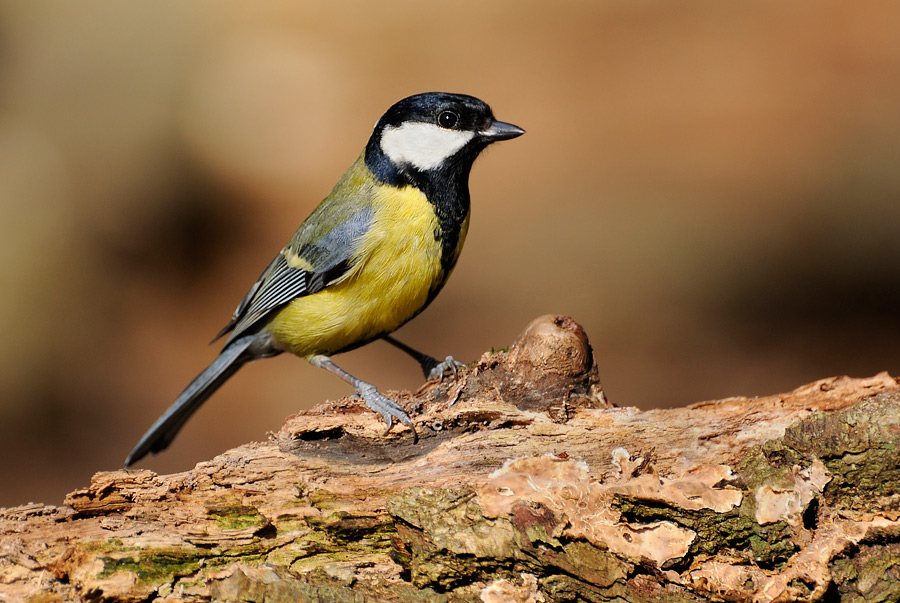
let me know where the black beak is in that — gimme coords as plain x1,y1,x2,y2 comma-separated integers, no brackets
480,120,526,141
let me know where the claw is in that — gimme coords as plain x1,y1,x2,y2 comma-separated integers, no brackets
356,382,418,443
427,355,466,382
311,355,418,443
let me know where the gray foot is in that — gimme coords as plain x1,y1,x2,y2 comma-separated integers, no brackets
356,381,418,443
427,355,465,381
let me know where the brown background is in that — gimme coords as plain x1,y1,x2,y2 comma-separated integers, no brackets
2,1,899,507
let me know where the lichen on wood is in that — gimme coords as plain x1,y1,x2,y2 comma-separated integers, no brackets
1,315,899,602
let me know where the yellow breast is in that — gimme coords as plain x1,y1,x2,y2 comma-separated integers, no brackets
264,184,447,358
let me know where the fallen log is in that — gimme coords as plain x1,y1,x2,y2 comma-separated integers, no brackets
2,315,898,602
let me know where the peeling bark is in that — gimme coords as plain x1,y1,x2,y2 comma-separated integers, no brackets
2,315,899,602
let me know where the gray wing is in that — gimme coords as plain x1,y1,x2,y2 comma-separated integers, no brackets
217,204,373,346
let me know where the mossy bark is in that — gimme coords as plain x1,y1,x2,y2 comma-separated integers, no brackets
2,316,899,602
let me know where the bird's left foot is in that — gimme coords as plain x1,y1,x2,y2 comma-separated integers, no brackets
381,337,465,382
425,355,466,381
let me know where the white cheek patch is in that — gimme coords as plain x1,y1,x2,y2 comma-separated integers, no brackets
380,122,475,171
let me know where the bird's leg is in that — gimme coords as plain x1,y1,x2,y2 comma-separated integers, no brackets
309,355,418,443
382,335,465,381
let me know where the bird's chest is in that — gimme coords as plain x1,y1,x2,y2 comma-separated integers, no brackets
355,185,451,308
267,185,464,357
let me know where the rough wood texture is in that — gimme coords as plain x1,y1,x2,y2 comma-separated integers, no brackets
2,315,899,602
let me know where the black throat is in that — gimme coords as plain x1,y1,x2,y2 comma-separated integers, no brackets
365,136,483,277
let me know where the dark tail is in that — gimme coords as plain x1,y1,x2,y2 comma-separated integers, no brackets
125,337,255,467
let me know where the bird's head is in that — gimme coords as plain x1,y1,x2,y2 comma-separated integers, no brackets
366,92,524,184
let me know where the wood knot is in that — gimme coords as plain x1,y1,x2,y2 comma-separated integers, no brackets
498,314,609,418
506,315,593,378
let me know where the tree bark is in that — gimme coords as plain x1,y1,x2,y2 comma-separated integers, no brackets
2,315,899,602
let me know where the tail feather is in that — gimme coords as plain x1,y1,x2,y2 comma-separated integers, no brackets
125,337,255,467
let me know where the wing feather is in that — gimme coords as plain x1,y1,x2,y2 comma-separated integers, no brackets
217,199,375,347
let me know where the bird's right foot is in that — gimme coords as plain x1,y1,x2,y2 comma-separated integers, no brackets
354,381,418,443
310,354,418,443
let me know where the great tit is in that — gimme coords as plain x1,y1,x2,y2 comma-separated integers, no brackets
125,92,524,466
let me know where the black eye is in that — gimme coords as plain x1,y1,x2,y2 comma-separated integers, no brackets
437,110,458,129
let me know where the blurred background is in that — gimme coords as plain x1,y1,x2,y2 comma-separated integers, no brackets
2,1,899,507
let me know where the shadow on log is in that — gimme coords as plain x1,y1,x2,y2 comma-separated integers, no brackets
2,315,899,602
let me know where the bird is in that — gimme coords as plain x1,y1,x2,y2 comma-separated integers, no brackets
125,92,524,466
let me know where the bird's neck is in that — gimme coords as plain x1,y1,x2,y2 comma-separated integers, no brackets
419,166,471,278
365,143,474,276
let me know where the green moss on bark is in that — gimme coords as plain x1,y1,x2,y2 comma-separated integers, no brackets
830,541,900,602
736,392,900,516
97,548,204,586
783,393,900,511
615,498,796,568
